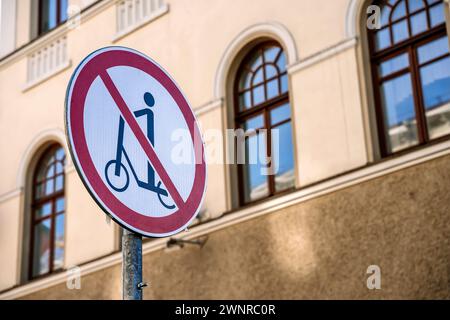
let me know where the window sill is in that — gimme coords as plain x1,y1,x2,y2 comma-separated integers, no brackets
112,4,169,43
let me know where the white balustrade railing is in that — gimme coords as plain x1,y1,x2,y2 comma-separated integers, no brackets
116,0,167,35
26,36,68,87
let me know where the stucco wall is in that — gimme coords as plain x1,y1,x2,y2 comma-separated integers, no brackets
21,154,450,299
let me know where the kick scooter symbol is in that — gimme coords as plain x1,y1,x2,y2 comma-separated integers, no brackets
105,92,176,209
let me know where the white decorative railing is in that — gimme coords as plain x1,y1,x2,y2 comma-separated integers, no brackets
116,0,168,37
26,36,69,88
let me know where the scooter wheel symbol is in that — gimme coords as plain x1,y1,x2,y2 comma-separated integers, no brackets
105,160,130,192
156,181,176,210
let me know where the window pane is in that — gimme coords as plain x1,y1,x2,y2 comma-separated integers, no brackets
253,68,263,85
36,202,52,218
270,103,291,126
380,7,391,27
420,57,450,139
53,214,65,270
392,20,409,44
409,0,425,12
32,219,51,277
280,74,288,93
56,162,64,174
244,114,264,131
46,164,55,178
266,79,279,100
264,46,280,63
55,196,65,213
271,122,295,192
239,91,251,110
417,36,449,64
252,85,265,106
40,0,58,33
379,53,409,77
37,168,47,183
276,52,286,72
243,134,268,203
56,147,65,161
37,154,54,182
265,65,277,79
392,1,406,20
430,3,445,27
49,0,57,27
35,182,44,199
376,28,391,51
60,0,69,22
45,179,54,196
249,54,262,71
411,12,428,35
380,73,419,153
39,0,50,33
239,71,252,91
55,175,64,192
46,154,55,166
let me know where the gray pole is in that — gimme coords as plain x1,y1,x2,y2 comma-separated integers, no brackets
122,228,143,300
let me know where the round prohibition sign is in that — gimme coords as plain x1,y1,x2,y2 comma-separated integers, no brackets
65,47,207,237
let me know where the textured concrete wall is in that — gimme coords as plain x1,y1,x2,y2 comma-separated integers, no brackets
21,155,450,299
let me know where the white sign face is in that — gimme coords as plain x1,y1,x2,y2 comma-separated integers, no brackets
65,47,207,237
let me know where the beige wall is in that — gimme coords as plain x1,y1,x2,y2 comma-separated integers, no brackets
292,45,367,185
0,196,21,289
64,171,117,268
15,0,31,48
20,154,450,299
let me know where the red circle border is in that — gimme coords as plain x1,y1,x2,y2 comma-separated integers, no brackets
67,48,206,236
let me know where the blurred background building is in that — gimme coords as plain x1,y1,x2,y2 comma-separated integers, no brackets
0,0,450,299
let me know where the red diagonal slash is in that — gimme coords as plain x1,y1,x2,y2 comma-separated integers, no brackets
99,70,185,210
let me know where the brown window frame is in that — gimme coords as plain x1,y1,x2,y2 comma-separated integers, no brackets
368,0,450,157
29,144,66,280
233,41,294,207
38,0,68,36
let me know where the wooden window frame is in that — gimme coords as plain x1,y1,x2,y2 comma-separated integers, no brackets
368,0,450,157
233,41,294,207
28,144,66,280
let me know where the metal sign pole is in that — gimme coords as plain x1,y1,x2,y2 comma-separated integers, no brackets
122,228,143,300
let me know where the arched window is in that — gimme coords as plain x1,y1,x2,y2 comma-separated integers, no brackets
234,41,295,205
29,144,66,279
368,0,450,156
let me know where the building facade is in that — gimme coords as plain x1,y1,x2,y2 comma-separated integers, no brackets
0,0,449,299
